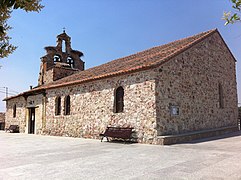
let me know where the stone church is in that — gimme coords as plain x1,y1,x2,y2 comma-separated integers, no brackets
4,29,238,144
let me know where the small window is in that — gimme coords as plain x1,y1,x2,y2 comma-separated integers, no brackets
64,95,70,115
170,105,179,116
62,40,66,52
67,56,74,68
114,86,124,113
13,104,16,118
53,54,61,63
219,83,224,109
55,96,61,115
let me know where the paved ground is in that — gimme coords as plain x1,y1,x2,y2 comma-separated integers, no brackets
1,131,241,180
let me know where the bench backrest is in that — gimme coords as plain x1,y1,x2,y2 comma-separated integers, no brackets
104,127,133,139
9,125,19,131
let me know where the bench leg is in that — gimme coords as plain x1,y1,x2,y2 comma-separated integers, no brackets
101,136,110,142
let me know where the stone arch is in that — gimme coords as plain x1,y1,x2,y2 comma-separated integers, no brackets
53,54,62,63
67,56,74,68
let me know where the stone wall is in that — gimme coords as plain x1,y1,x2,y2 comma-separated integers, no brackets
26,94,44,134
5,97,26,132
42,69,157,144
43,68,54,85
4,31,238,144
53,67,79,81
38,32,84,86
0,112,5,130
0,112,5,123
155,31,238,136
5,94,44,134
41,66,79,84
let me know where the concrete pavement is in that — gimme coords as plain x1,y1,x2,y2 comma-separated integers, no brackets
1,131,241,179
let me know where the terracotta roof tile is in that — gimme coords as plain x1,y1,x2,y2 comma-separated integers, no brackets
4,29,217,100
42,29,217,89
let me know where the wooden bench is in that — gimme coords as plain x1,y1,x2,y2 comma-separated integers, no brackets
100,126,134,143
5,125,19,133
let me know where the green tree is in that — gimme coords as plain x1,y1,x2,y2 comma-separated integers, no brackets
223,0,241,25
0,0,43,58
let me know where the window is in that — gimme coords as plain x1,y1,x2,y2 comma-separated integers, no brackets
114,86,124,113
219,83,224,109
64,95,70,115
62,40,66,52
67,56,74,68
53,54,61,63
170,105,179,116
55,96,61,115
13,104,16,118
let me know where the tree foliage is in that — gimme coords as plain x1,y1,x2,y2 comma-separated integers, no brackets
0,0,43,58
223,0,241,25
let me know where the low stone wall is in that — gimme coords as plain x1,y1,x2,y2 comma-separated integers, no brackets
157,126,238,145
0,112,5,130
5,97,26,133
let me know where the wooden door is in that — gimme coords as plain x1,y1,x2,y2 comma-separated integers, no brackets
29,108,35,134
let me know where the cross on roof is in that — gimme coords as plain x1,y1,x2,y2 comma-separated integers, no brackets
63,27,66,33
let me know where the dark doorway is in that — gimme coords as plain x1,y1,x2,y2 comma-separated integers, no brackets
29,108,35,134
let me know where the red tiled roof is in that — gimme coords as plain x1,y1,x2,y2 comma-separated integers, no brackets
4,29,219,100
42,29,217,89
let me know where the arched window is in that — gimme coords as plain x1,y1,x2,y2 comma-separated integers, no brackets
67,56,74,68
53,54,62,63
62,40,66,52
64,95,71,115
13,104,16,118
55,96,61,115
219,83,224,109
114,86,124,113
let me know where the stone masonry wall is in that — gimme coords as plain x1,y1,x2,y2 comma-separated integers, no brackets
0,112,5,130
53,67,78,81
42,69,157,144
0,112,5,123
5,97,26,132
43,67,79,84
5,94,44,134
26,94,44,134
155,32,238,136
43,69,54,85
4,31,238,145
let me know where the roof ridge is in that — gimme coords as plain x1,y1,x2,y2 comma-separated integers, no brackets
4,29,218,100
112,29,216,63
148,29,217,67
56,29,216,79
41,29,218,88
75,29,217,73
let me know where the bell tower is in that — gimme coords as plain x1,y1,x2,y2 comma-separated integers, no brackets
38,30,84,86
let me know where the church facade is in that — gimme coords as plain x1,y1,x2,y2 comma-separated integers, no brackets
4,29,238,144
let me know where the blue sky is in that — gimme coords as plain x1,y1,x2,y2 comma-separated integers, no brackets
0,0,241,111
